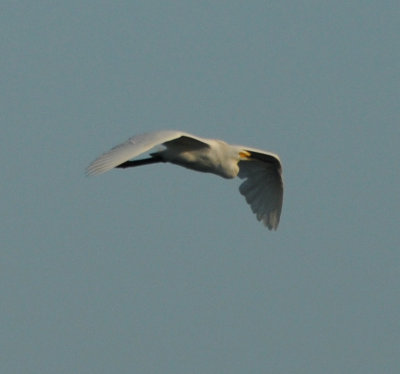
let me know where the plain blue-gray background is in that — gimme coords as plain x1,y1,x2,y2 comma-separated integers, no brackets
2,1,399,373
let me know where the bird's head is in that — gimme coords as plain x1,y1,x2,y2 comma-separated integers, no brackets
221,148,252,178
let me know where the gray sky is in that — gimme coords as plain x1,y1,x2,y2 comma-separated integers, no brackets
2,1,399,373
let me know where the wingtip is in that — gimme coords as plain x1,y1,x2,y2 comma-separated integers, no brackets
85,163,106,177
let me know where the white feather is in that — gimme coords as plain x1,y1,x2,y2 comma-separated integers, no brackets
86,130,283,229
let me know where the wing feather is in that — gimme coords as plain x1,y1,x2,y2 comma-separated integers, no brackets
238,151,283,230
86,130,210,176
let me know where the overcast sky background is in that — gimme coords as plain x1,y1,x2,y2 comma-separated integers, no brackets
1,1,399,373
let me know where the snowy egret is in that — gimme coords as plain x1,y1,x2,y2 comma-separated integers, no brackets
86,130,283,229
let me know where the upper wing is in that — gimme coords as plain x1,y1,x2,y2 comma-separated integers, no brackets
86,130,210,176
238,150,283,230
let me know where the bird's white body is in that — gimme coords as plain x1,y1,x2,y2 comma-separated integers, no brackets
86,130,283,230
159,139,242,178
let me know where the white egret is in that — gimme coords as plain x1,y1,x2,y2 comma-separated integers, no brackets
86,130,283,229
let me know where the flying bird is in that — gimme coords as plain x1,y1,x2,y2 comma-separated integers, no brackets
86,130,283,229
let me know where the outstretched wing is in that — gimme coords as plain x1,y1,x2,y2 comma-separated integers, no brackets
238,150,283,230
86,130,210,176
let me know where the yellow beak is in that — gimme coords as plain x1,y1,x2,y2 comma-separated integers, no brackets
239,150,251,159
